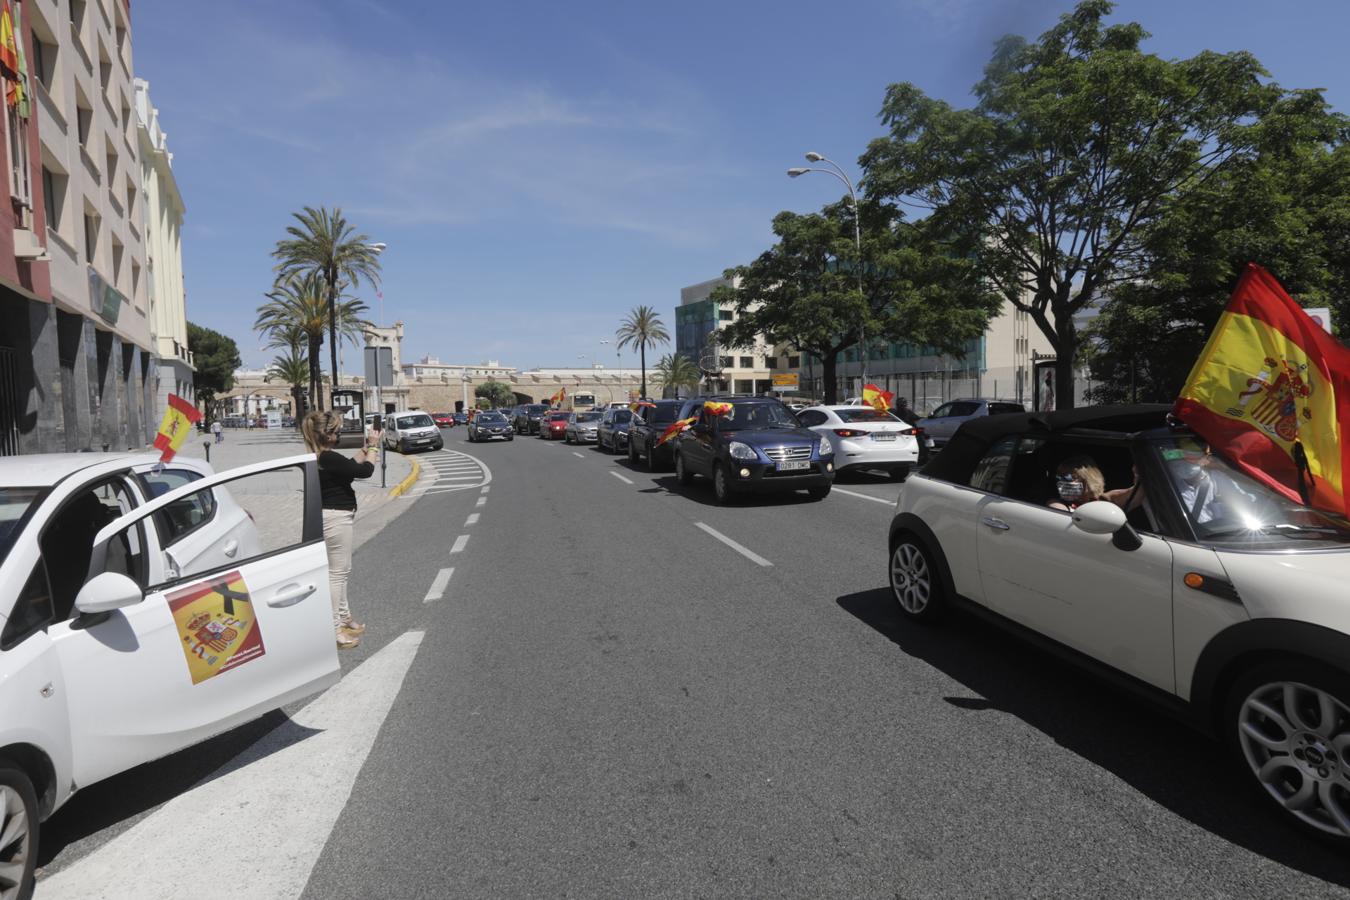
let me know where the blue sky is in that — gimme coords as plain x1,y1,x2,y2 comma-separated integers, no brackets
132,0,1350,373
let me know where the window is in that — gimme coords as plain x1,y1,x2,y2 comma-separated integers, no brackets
718,309,733,321
797,409,828,427
83,211,99,263
763,357,777,369
969,435,1018,494
137,468,217,546
39,479,144,622
31,36,56,91
42,167,62,231
76,87,94,148
111,234,124,287
719,356,733,369
989,402,1026,416
788,356,800,368
0,564,54,649
70,0,86,31
739,356,753,369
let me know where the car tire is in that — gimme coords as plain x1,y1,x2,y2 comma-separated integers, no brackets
507,435,514,442
0,762,38,900
628,439,638,464
888,534,945,622
399,440,408,454
713,464,735,505
889,465,910,482
1224,659,1350,845
807,485,831,500
675,451,693,485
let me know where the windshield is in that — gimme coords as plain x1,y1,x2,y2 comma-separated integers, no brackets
576,412,602,423
546,413,571,421
396,414,435,429
476,414,506,424
1153,436,1350,548
717,402,799,431
525,405,547,415
648,403,682,424
610,410,632,424
836,408,903,424
0,487,44,566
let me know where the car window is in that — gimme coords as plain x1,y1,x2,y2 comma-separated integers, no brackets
947,401,980,417
930,403,954,418
396,414,435,429
0,486,44,566
0,562,54,649
137,469,218,548
969,435,1018,493
715,402,797,431
649,403,682,424
989,403,1026,416
477,413,506,424
40,479,147,623
797,410,828,427
835,408,901,423
612,410,631,424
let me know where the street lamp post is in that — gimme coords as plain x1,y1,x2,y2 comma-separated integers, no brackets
788,152,867,395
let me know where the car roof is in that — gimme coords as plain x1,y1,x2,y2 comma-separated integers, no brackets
922,404,1173,484
0,451,182,488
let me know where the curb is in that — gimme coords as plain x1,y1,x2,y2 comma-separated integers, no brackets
388,454,421,498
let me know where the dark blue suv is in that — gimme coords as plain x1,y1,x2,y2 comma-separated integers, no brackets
672,396,834,504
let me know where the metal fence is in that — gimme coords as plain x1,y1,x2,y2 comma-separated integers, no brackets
0,347,19,456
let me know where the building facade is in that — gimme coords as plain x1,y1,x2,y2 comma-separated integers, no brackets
677,276,792,397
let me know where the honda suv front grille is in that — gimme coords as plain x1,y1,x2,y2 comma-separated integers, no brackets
763,445,811,461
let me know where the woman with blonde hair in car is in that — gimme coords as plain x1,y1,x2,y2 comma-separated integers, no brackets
1048,455,1108,511
302,410,374,649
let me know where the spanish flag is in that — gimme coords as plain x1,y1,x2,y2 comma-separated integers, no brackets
862,383,894,413
629,400,656,414
153,394,203,463
703,401,733,417
549,387,566,407
1174,263,1350,515
655,416,697,447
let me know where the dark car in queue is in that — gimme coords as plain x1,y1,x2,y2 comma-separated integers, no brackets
627,399,686,470
541,411,573,440
597,408,632,453
673,396,834,504
452,412,469,426
566,411,602,444
513,404,549,435
466,411,513,443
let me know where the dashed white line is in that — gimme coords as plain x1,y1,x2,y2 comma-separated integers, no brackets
831,487,895,506
475,496,486,507
450,534,470,554
424,567,454,603
609,471,634,485
465,513,480,526
572,452,585,459
694,522,773,567
480,485,490,494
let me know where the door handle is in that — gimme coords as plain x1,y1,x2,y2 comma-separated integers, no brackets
981,516,1011,531
223,539,239,558
268,583,316,608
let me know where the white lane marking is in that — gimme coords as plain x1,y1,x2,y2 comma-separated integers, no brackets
39,632,425,900
609,471,634,485
572,452,585,459
832,487,895,506
465,513,480,526
451,534,470,554
481,485,490,494
424,567,454,602
475,496,486,507
694,522,773,568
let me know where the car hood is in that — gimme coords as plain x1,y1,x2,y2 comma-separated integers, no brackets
1217,548,1350,632
720,427,816,446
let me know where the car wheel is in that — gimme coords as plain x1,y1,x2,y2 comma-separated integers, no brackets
889,535,944,622
713,464,735,505
628,439,638,464
1226,661,1350,844
0,762,38,900
507,435,514,442
889,465,910,482
399,440,408,454
675,451,693,485
807,485,831,500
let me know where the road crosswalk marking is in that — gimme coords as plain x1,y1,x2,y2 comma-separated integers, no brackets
404,448,493,497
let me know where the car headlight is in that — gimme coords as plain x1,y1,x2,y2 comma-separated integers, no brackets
728,441,757,461
817,438,834,457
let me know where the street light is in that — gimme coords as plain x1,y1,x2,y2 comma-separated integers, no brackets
787,151,868,394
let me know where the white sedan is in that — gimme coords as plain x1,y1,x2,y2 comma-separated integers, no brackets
795,405,922,479
0,453,339,895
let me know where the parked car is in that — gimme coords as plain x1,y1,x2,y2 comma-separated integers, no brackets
281,416,297,428
432,412,454,428
597,408,632,453
466,411,513,443
0,453,340,887
887,403,1350,844
566,411,603,444
513,405,549,435
673,396,834,504
451,412,469,426
795,405,922,480
540,411,573,440
627,399,686,470
383,412,444,453
917,398,1026,448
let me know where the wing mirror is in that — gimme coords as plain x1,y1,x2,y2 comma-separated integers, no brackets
1071,500,1142,551
75,572,145,615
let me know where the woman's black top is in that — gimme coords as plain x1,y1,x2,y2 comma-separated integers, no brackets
318,450,374,511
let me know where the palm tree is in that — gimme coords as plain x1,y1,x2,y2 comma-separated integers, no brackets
256,273,370,411
653,352,701,398
267,348,310,422
615,305,670,399
272,207,382,403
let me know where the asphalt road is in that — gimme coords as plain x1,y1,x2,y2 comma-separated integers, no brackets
36,426,1350,898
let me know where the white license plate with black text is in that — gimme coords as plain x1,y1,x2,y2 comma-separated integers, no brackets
871,432,896,441
776,460,810,471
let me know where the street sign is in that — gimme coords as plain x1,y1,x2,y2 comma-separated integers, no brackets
1305,307,1332,333
364,346,394,387
771,373,799,392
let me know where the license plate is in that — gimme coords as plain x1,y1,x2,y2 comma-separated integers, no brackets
776,460,810,471
871,432,896,441
924,438,936,448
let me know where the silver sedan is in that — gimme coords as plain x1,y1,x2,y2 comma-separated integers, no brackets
565,411,603,444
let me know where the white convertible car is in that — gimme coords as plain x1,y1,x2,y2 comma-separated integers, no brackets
887,405,1350,844
0,453,339,897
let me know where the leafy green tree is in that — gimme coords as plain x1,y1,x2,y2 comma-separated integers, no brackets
713,198,996,403
652,352,701,397
187,322,241,422
255,273,369,411
615,305,670,399
271,207,382,401
862,0,1294,407
475,380,516,408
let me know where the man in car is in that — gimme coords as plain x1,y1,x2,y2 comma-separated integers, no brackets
1164,443,1257,525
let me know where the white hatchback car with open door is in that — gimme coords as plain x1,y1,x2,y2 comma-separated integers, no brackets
0,454,339,898
887,405,1350,846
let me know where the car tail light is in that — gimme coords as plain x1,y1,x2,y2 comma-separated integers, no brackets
833,428,866,438
900,427,920,436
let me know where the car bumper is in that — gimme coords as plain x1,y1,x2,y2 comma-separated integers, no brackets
472,430,511,441
833,440,920,470
575,431,598,442
728,459,834,493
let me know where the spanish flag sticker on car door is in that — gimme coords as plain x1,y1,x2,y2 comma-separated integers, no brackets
166,571,267,684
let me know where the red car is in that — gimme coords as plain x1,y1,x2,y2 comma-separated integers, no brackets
540,411,573,440
432,412,454,428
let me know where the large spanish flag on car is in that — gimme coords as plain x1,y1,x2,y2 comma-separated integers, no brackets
655,416,697,447
550,387,566,407
1173,263,1350,515
862,383,893,413
153,394,203,463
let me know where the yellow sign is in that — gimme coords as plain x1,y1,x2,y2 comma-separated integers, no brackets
167,571,267,685
772,374,799,388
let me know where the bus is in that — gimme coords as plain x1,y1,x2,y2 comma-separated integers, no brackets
568,391,597,412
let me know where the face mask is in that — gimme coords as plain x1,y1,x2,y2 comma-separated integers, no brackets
1177,462,1205,484
1056,478,1085,502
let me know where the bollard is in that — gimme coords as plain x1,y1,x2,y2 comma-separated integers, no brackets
203,440,211,464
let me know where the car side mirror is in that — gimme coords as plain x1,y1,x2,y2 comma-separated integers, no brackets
75,572,145,615
1071,500,1126,535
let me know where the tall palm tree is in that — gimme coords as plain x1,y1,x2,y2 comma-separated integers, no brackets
267,348,310,422
653,352,701,398
272,207,382,403
255,273,370,411
615,305,670,399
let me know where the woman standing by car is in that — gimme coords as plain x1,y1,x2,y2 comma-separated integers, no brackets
303,411,374,649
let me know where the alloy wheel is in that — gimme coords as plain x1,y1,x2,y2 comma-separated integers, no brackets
1237,679,1350,839
0,780,33,900
890,542,932,615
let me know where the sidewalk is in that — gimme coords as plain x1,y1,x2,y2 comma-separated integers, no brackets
177,427,420,550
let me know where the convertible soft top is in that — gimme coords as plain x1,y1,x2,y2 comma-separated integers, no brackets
921,404,1173,484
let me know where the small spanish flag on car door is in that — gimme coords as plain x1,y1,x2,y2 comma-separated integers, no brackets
153,394,203,463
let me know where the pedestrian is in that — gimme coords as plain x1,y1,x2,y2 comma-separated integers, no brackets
892,396,919,426
211,419,223,444
302,410,374,650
